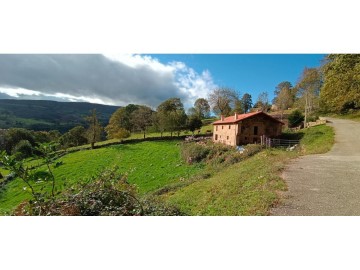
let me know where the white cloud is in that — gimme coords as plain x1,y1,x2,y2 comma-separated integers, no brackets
0,54,217,109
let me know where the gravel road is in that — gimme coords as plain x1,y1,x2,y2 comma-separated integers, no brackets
271,118,360,216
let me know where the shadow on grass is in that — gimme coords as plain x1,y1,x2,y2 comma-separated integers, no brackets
279,131,305,140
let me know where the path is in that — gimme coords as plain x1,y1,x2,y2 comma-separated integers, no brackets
271,118,360,216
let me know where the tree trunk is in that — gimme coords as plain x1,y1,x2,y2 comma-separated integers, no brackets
304,93,308,128
91,142,95,149
143,130,146,139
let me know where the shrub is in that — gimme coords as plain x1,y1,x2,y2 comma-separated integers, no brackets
12,140,33,160
180,143,210,164
13,168,182,216
288,110,304,127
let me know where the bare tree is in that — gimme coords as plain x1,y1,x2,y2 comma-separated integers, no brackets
296,67,321,127
85,109,103,149
208,87,239,117
256,91,269,112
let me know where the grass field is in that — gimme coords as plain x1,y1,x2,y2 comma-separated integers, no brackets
0,140,203,214
165,124,335,215
0,124,334,215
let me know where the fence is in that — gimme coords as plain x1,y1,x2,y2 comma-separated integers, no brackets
260,135,299,148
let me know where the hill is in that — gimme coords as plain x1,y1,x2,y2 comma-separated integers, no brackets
0,99,120,133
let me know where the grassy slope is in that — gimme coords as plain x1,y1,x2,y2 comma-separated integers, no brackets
0,124,334,216
166,124,335,216
0,140,202,214
328,111,360,122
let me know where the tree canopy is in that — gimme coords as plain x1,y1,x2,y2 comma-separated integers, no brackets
208,87,239,116
156,98,187,136
241,93,253,113
320,54,360,113
194,98,210,119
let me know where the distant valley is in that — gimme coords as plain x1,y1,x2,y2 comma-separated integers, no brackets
0,99,120,133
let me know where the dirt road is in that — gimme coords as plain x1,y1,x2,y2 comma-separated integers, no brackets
271,118,360,216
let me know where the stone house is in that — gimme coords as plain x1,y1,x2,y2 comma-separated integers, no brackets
212,111,284,146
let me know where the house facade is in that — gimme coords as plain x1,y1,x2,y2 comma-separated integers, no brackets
212,111,284,146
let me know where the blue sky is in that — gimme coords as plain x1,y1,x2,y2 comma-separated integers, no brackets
149,54,326,102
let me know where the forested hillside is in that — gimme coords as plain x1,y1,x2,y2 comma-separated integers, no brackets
0,99,120,132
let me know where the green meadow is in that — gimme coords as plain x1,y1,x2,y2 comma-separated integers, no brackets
0,140,203,214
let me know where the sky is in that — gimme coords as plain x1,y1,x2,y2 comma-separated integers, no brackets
0,54,325,110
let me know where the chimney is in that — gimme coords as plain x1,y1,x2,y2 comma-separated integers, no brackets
220,115,224,121
234,112,238,120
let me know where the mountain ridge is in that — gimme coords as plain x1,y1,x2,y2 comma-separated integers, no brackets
0,99,121,133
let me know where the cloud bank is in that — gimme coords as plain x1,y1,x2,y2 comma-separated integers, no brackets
0,54,217,109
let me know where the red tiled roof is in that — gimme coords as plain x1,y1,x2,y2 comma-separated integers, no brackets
212,111,284,125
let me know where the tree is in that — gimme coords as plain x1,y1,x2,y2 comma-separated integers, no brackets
241,93,253,113
320,54,360,113
187,115,203,135
60,126,87,148
157,98,187,137
194,98,210,119
272,81,295,119
255,91,270,112
105,105,139,139
130,106,154,138
208,87,239,116
3,128,36,154
296,67,321,127
273,81,296,111
85,109,103,149
232,99,244,114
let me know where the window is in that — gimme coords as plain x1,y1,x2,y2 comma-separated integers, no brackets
254,126,258,135
227,136,229,140
216,126,218,131
228,125,231,129
222,125,224,129
215,134,218,140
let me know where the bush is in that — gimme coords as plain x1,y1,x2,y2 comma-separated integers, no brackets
180,143,210,164
12,140,33,160
288,110,304,127
13,168,182,216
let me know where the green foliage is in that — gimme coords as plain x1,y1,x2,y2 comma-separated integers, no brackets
156,98,187,136
288,109,304,127
241,93,253,113
3,128,35,154
187,115,203,134
181,143,211,164
13,168,182,216
194,98,210,119
130,106,154,138
105,104,144,139
320,54,360,113
273,81,295,112
12,140,33,160
60,126,88,148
